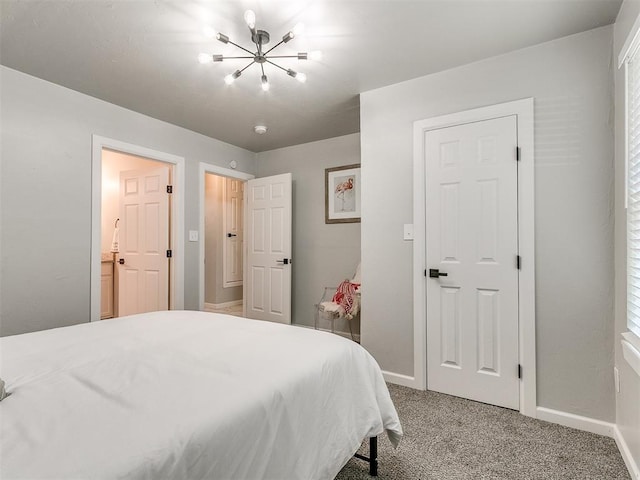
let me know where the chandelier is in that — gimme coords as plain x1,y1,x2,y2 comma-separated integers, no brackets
198,10,321,91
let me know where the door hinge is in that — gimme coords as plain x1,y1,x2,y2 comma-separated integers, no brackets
166,249,172,258
518,364,522,379
424,269,427,277
516,255,521,270
167,185,173,194
516,146,521,161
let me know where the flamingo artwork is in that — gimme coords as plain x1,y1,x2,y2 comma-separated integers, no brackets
335,176,355,212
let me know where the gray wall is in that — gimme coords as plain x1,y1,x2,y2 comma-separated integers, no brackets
360,26,615,421
256,133,361,332
0,66,255,336
204,173,242,305
614,1,640,472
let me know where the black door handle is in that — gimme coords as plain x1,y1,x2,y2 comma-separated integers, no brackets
118,258,125,265
227,233,237,238
429,269,448,278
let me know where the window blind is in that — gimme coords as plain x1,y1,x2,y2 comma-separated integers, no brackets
628,51,640,338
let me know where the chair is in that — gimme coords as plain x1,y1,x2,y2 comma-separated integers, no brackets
314,263,361,341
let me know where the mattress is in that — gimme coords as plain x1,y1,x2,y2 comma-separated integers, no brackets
0,310,402,479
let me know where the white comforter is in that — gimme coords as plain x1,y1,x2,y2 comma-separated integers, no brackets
0,311,402,479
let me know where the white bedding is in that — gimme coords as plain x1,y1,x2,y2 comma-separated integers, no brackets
0,311,402,479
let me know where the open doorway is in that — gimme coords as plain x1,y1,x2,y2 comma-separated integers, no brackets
101,149,173,319
203,173,245,316
91,136,185,323
198,163,254,314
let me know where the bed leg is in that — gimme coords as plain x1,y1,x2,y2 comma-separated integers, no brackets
369,436,378,476
354,436,378,476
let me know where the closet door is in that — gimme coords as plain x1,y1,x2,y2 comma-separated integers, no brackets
425,116,519,410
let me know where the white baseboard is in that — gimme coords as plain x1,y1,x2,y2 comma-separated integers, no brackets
614,425,640,480
536,406,615,437
203,300,242,312
531,408,640,479
382,371,419,389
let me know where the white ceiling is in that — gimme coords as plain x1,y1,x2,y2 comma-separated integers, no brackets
0,0,622,152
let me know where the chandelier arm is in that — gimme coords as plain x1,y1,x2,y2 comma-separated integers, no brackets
267,55,302,59
239,60,256,74
227,40,256,56
263,39,286,55
260,63,266,76
265,59,288,73
220,56,255,60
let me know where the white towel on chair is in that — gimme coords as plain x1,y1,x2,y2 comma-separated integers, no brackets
110,227,120,253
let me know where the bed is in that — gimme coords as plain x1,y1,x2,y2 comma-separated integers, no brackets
0,310,402,479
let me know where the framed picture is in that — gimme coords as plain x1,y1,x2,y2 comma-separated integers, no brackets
325,164,361,224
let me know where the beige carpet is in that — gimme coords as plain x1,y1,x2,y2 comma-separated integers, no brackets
336,384,630,480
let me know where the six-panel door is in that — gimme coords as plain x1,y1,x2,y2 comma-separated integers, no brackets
118,167,170,317
425,116,520,410
245,173,292,324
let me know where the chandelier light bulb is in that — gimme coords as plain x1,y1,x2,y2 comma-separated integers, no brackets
282,31,294,43
296,72,307,83
202,26,216,39
292,23,305,36
244,10,256,29
261,75,270,92
309,50,323,61
224,70,241,85
198,53,213,64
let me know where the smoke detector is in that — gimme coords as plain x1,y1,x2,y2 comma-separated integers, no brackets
254,125,268,135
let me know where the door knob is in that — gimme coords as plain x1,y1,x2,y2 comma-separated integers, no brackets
227,233,237,238
276,258,290,265
429,268,447,278
118,258,125,265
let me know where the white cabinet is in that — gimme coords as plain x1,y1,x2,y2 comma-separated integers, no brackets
101,261,114,319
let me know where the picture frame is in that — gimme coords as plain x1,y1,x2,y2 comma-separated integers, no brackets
325,164,361,224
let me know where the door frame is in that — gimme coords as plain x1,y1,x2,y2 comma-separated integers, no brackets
198,162,255,311
90,135,186,322
412,98,536,417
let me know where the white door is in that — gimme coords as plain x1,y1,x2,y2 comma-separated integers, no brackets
245,173,292,324
425,116,519,410
118,167,170,317
223,177,243,287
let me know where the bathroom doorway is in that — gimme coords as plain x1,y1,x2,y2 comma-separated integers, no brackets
91,136,185,323
99,149,174,319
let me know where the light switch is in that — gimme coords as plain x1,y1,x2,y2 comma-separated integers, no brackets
403,224,414,241
189,230,199,242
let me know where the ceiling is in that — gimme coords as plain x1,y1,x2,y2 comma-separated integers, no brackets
0,0,622,152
